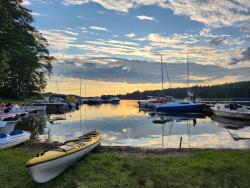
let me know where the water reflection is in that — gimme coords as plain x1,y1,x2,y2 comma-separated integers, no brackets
15,100,250,149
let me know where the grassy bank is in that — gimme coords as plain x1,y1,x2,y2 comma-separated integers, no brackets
1,148,250,188
0,98,34,105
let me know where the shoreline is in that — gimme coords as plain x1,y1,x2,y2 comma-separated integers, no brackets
17,141,250,155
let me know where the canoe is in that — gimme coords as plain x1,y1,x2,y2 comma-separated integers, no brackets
26,130,101,183
0,130,31,149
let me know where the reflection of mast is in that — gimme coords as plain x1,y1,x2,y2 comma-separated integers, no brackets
228,130,250,141
187,120,191,148
80,77,82,128
166,121,174,147
161,124,164,149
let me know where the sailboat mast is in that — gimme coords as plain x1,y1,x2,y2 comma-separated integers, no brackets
161,54,164,96
187,52,189,90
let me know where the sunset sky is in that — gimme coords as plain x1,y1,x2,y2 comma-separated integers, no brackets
23,0,250,96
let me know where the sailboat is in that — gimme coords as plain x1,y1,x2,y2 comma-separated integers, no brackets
156,53,206,113
138,55,174,109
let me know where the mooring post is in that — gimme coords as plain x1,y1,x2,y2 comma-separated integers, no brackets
179,137,182,150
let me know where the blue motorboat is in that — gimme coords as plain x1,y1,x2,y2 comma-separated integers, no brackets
156,100,206,113
0,129,31,149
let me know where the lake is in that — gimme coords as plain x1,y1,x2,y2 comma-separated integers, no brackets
16,100,250,149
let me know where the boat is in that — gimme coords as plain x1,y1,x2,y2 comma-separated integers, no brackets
211,103,250,120
0,130,31,149
86,98,102,105
0,113,19,121
138,96,174,109
26,130,101,183
156,100,206,113
109,97,120,104
0,121,16,134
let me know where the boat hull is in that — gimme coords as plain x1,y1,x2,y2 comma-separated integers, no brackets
26,131,101,183
156,103,206,113
0,131,31,149
27,140,100,183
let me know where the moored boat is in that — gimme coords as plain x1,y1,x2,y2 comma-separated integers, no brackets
0,130,31,149
156,100,206,113
0,121,16,134
109,97,120,104
26,130,101,183
138,96,174,109
211,103,250,120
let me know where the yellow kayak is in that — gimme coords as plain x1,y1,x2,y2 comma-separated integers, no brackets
26,130,101,183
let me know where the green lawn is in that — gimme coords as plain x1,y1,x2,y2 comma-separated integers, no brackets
0,149,250,188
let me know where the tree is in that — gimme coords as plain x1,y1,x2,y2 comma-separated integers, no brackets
0,0,55,99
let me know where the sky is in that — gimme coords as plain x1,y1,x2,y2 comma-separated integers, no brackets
22,0,250,96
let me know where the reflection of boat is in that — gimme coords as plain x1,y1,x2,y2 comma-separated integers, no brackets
0,130,31,149
211,103,250,120
26,131,101,183
152,116,173,124
156,100,206,113
211,115,250,130
152,113,205,124
0,121,16,134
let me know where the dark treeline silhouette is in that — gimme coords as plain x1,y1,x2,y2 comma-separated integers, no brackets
101,81,250,100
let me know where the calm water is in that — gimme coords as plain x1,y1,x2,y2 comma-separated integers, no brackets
16,100,250,149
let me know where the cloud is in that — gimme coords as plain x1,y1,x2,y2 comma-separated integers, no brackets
52,57,250,84
40,29,78,50
89,26,108,31
22,0,31,6
209,37,227,46
229,47,250,65
63,0,250,27
240,26,250,33
76,15,84,19
125,33,136,38
136,15,155,21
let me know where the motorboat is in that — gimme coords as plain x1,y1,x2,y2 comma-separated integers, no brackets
0,121,16,134
0,130,31,149
26,130,101,183
211,103,250,120
156,100,206,113
86,98,102,105
109,97,120,104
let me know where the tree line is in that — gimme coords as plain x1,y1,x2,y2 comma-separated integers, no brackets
101,81,250,100
0,0,55,99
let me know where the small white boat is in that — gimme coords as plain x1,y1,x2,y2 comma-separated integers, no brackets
109,97,120,104
0,130,31,149
211,103,250,120
0,121,16,134
26,131,101,183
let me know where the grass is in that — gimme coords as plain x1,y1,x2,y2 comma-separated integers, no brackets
0,149,250,188
0,98,34,105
